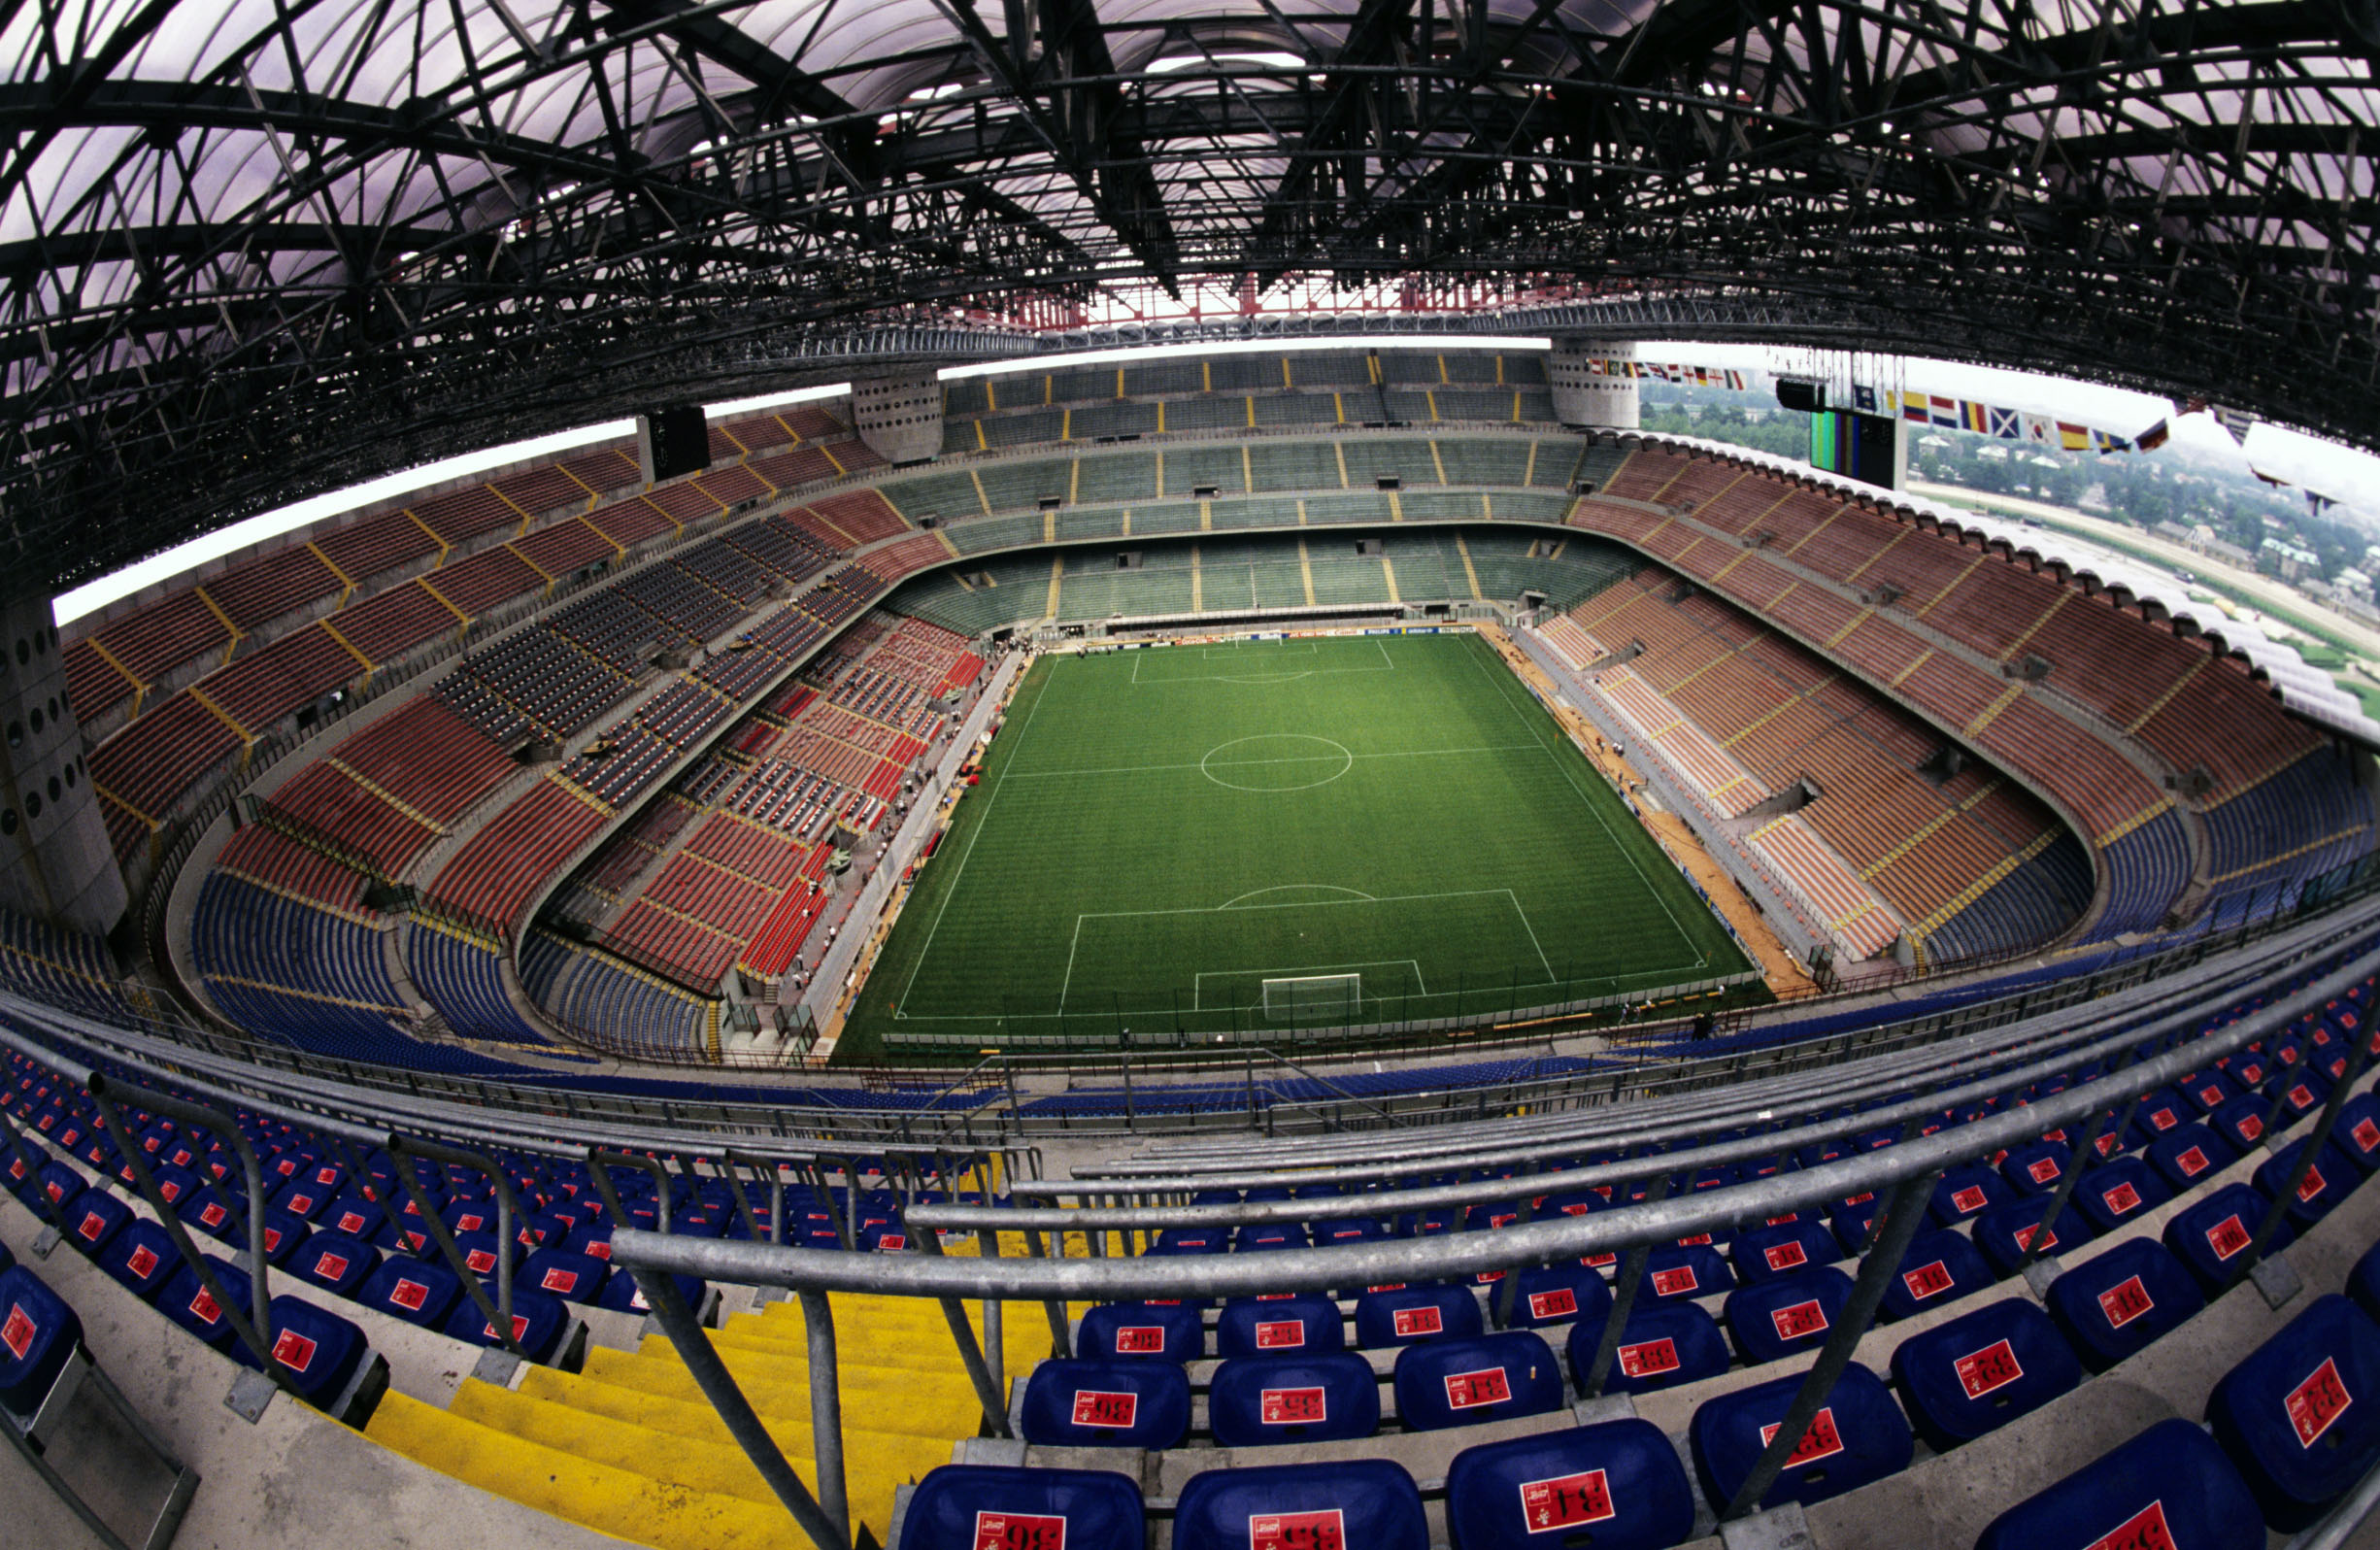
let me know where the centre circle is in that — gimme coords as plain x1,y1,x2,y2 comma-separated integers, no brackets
1199,734,1356,792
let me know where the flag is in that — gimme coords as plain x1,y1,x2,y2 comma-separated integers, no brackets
1931,394,1961,427
1853,385,1879,414
2253,467,2290,487
1989,406,2022,438
2134,419,2171,452
1963,400,1992,433
1726,369,1747,390
2091,429,2131,455
2308,489,2338,515
2058,421,2090,451
1904,393,1930,424
2025,414,2053,443
2212,404,2258,444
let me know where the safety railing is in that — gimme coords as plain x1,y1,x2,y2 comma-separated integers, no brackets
605,942,2380,1549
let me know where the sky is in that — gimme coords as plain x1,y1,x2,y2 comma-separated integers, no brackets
55,336,2378,626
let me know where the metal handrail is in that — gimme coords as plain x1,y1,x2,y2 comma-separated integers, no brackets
603,945,2380,1548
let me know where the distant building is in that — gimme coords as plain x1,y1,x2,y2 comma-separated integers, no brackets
2261,536,2321,581
2338,567,2373,602
2170,522,2255,567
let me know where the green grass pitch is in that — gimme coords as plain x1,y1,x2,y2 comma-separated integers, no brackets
835,631,1752,1057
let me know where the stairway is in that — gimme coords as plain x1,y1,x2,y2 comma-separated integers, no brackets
365,1292,1060,1549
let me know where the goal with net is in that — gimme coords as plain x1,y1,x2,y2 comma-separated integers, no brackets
1261,973,1363,1022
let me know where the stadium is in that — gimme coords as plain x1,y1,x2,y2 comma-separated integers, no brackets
3,2,2380,1548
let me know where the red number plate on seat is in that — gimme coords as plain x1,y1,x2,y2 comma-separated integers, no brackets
1444,1367,1513,1408
1759,1407,1843,1466
1519,1469,1615,1531
2097,1275,2155,1330
975,1510,1067,1550
1070,1390,1138,1429
2288,1357,2353,1447
1259,1387,1328,1425
1954,1338,2026,1399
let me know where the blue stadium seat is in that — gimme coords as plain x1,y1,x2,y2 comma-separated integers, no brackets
520,1247,609,1303
1568,1301,1731,1394
356,1255,462,1328
2127,1087,2195,1147
2332,1092,2380,1172
1725,1266,1855,1365
1313,1217,1387,1248
60,1186,129,1258
593,1268,703,1318
2163,1182,2291,1294
1730,1220,1844,1283
2351,1239,2380,1331
2069,1157,2171,1233
322,1193,389,1243
1018,1358,1190,1450
1880,1229,1995,1321
1445,1418,1695,1550
1216,1294,1343,1358
2146,1122,2236,1192
1173,1460,1427,1550
288,1231,381,1297
263,1294,370,1406
1354,1283,1484,1348
2207,1293,2380,1528
1232,1222,1306,1253
1637,1242,1732,1301
2043,1236,2205,1372
1976,1416,2263,1550
1928,1165,2011,1227
897,1464,1144,1550
1209,1352,1382,1445
1828,1195,1884,1254
1510,1264,1613,1330
255,1207,311,1266
2209,1093,2278,1154
160,1256,253,1360
1153,1226,1224,1254
1392,1331,1563,1431
2255,1139,2359,1228
1998,1140,2072,1197
0,1264,80,1416
1973,1196,2095,1279
1688,1363,1912,1511
1890,1297,2080,1450
1079,1300,1203,1361
442,1283,570,1363
95,1217,180,1300
2271,1067,2333,1127
2178,1067,2243,1117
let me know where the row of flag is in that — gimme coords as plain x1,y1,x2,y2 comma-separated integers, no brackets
1610,361,2351,516
1848,386,2153,455
1583,359,1750,388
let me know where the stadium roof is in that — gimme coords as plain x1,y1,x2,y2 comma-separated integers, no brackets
6,0,2377,590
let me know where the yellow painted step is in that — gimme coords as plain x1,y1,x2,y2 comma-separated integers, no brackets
364,1389,791,1550
726,1313,1054,1371
586,1346,985,1435
450,1378,938,1538
517,1365,960,1465
644,1331,990,1393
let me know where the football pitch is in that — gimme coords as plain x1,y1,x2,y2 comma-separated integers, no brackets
836,631,1753,1057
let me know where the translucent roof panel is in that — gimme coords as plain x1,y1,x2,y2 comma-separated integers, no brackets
0,0,2372,589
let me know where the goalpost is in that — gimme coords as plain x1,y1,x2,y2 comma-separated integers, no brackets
1261,973,1363,1023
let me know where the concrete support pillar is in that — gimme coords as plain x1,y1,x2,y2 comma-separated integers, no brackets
0,597,127,936
850,373,944,466
1548,337,1640,430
